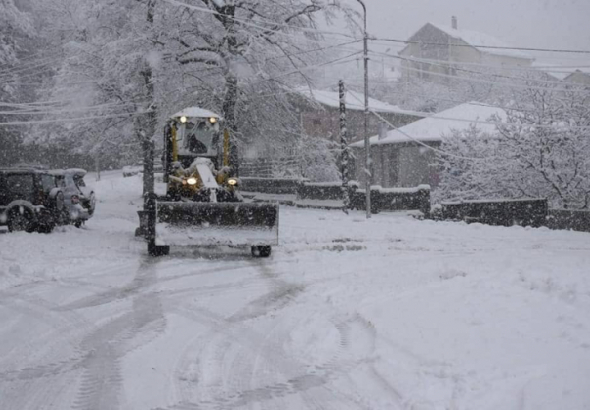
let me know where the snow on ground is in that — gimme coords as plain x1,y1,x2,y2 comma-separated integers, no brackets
1,171,589,409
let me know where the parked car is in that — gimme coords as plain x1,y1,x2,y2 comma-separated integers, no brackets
123,163,143,177
122,160,162,177
0,167,65,233
50,168,96,227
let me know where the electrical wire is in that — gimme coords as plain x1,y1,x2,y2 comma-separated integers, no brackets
331,45,590,91
161,0,358,42
345,91,483,161
0,111,153,126
370,55,590,94
246,51,363,86
337,87,590,131
371,37,590,55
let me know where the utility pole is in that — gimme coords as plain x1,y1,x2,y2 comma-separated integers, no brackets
339,80,350,213
355,0,371,218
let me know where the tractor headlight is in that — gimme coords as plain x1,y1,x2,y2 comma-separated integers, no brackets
187,177,198,185
209,117,217,124
228,178,238,186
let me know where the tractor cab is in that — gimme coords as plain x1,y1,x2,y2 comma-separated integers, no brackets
166,107,222,171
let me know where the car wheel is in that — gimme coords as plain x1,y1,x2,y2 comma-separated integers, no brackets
36,213,56,233
7,207,34,233
251,246,272,258
88,193,96,216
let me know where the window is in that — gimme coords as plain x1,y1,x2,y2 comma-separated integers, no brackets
41,174,56,192
6,174,34,200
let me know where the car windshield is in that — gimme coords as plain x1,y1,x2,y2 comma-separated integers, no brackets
73,175,86,187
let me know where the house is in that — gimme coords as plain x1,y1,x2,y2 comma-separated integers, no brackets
398,17,534,81
350,103,506,189
564,69,590,86
294,87,424,144
533,63,590,85
240,88,424,179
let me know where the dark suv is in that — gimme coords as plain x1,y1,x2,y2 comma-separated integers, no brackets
0,168,65,233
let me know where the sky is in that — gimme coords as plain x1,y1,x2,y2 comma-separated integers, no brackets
350,0,590,65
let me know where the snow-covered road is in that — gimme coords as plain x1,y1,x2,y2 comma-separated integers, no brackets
1,172,589,410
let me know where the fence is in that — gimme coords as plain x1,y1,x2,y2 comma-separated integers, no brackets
240,157,300,178
440,199,548,228
350,185,431,215
240,177,306,195
241,178,431,214
546,209,590,233
297,182,344,201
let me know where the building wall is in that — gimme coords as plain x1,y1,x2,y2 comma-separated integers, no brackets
398,145,439,187
399,23,532,81
352,141,442,189
301,106,420,144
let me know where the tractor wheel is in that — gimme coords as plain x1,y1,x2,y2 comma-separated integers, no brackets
148,240,170,257
7,208,35,233
252,246,272,258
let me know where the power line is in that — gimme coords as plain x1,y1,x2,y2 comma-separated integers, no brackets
345,91,483,161
246,51,363,86
371,37,590,55
332,45,590,90
0,111,153,126
371,51,581,88
161,0,357,42
264,40,362,62
372,55,590,94
339,86,590,131
0,102,143,116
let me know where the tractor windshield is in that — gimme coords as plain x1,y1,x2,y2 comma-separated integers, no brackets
184,121,218,156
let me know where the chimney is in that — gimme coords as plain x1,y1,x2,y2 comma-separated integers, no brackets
451,16,458,30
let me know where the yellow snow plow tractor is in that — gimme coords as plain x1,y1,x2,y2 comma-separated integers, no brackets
144,107,278,257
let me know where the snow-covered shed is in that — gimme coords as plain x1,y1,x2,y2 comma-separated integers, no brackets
350,103,505,189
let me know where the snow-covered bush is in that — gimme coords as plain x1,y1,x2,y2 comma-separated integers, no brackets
296,135,341,182
436,88,590,209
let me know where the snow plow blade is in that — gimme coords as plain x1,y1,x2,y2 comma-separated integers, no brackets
154,201,278,247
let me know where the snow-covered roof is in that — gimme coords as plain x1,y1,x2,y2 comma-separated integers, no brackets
351,102,506,147
296,87,420,116
173,107,222,119
428,23,533,60
532,62,590,80
564,69,590,81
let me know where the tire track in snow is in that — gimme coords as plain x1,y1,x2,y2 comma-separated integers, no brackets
163,260,311,408
0,285,94,409
154,315,376,410
70,257,167,410
159,261,378,410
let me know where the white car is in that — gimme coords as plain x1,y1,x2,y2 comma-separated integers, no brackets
51,168,96,227
123,163,143,177
123,160,163,177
